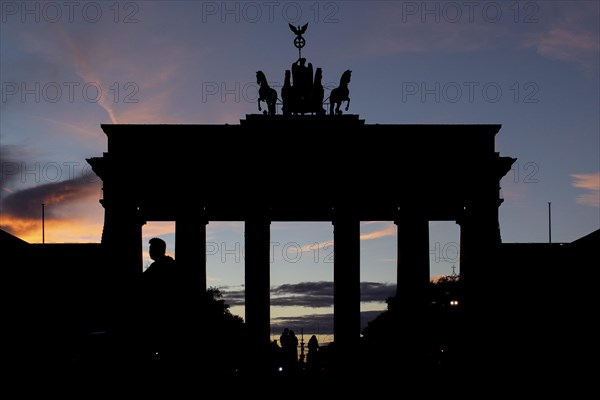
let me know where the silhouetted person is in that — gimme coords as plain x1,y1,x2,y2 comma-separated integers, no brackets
288,329,299,372
269,339,284,372
139,237,182,366
279,327,298,373
280,328,290,354
307,334,320,372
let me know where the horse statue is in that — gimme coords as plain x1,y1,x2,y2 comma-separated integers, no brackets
329,70,351,115
256,70,278,115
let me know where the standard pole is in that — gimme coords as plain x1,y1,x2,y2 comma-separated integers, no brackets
548,202,552,244
42,203,45,244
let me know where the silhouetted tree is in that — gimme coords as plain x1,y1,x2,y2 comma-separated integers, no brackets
200,287,246,374
360,275,463,374
429,274,462,307
426,274,463,370
204,287,242,322
96,285,246,377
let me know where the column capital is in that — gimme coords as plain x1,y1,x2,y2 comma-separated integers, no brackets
394,207,428,225
331,206,359,224
244,206,272,223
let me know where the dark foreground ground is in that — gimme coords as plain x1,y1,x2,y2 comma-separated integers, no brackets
9,326,592,397
12,353,581,398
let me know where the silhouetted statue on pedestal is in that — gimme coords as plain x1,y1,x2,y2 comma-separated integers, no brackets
281,59,327,116
311,67,325,115
256,70,278,115
292,57,313,114
281,69,293,116
254,24,353,116
329,70,351,115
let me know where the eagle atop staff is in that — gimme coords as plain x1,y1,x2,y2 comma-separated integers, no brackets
289,22,309,59
289,23,308,35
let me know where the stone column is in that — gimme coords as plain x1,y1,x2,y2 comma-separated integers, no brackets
103,202,144,280
244,217,271,371
176,215,207,294
396,211,430,306
395,210,430,370
458,153,512,374
333,211,361,372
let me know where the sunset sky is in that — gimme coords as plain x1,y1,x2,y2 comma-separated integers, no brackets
1,1,598,340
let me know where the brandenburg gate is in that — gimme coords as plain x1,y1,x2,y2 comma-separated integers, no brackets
87,114,515,369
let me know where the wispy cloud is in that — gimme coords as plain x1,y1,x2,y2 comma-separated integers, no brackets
142,222,176,240
271,313,334,335
0,144,29,188
350,1,599,74
56,27,118,124
218,282,331,308
217,285,245,306
571,172,600,207
0,176,102,241
499,180,531,204
220,281,396,308
299,240,334,253
20,22,200,127
359,282,397,302
271,281,333,308
270,310,386,335
292,222,396,254
1,176,99,219
360,222,396,240
350,2,511,58
527,29,599,60
521,2,599,72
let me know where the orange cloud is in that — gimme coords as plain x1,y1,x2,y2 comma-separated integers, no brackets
0,214,102,244
2,177,100,219
299,240,334,253
142,222,175,240
294,222,397,253
360,222,396,240
571,172,600,207
1,177,103,242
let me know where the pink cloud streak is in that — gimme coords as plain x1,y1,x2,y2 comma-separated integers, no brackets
571,172,600,207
